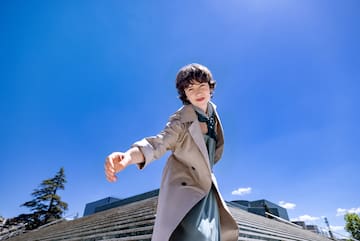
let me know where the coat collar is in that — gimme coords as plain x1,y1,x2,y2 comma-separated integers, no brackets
178,102,218,123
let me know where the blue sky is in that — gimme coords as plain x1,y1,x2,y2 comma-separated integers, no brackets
1,0,359,238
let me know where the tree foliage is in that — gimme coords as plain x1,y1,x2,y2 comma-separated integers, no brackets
345,213,360,241
9,167,68,230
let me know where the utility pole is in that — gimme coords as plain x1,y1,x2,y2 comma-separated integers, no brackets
324,217,335,240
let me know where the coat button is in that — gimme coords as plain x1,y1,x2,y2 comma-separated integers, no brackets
181,182,187,186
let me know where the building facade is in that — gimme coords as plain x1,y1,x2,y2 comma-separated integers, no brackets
231,199,290,220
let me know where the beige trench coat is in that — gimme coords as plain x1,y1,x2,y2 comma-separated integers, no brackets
132,103,239,241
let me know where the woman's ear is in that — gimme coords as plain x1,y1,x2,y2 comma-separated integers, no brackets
210,88,215,97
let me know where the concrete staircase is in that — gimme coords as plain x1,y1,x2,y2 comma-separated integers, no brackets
228,204,331,241
4,197,157,241
4,195,333,241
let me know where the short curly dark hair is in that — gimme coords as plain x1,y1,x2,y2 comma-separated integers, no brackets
175,63,216,105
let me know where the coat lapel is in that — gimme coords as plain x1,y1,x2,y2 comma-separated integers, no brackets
179,105,211,171
189,121,211,170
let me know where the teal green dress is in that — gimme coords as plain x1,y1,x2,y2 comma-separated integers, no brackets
169,104,221,241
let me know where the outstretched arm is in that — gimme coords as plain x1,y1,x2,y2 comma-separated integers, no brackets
104,147,145,182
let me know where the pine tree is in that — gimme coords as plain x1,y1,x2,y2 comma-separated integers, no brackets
20,167,68,229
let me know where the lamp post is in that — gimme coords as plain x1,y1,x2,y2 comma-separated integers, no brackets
324,217,335,240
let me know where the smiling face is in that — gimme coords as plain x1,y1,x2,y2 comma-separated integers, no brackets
175,63,216,109
184,81,211,113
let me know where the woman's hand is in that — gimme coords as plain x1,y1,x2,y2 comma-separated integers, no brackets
104,152,131,182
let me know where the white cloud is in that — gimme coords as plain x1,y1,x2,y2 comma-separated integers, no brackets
278,201,296,209
336,208,347,216
348,207,360,214
330,225,344,231
232,187,252,196
336,207,360,216
293,214,320,222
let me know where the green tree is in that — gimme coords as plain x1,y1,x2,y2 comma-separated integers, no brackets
20,167,68,229
345,213,360,241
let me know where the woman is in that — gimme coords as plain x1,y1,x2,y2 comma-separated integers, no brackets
104,63,239,241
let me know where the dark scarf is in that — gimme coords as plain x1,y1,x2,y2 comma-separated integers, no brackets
195,105,217,141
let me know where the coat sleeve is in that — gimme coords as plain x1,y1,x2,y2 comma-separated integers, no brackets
131,112,184,169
